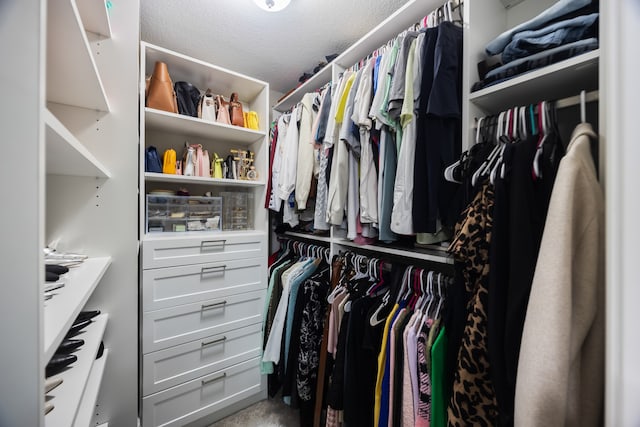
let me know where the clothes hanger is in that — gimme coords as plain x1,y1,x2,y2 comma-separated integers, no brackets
532,101,548,180
473,111,504,186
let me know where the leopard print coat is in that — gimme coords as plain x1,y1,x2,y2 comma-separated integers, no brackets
447,183,499,426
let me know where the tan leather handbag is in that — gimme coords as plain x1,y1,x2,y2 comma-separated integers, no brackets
229,92,245,127
146,61,178,113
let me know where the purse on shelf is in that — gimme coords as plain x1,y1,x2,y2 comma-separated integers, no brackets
174,81,201,117
182,143,196,176
146,61,178,113
215,95,231,125
198,89,217,122
229,92,245,127
198,147,211,177
244,111,259,130
145,146,163,173
212,152,223,179
162,148,177,174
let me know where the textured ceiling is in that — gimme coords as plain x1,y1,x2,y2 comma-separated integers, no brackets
140,0,410,95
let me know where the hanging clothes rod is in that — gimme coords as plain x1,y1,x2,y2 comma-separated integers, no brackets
555,89,599,109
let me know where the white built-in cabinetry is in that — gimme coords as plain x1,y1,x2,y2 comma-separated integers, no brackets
0,0,139,426
139,43,269,427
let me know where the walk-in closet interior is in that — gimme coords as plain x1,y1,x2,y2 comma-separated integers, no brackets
1,0,639,426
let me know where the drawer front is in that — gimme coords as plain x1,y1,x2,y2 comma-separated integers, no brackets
142,290,264,353
142,257,266,311
142,357,263,427
142,323,262,395
142,233,266,269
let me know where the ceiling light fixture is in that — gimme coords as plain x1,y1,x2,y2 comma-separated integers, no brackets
253,0,291,12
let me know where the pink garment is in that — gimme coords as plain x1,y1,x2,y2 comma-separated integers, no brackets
388,309,408,426
328,291,347,356
325,407,340,427
402,312,420,426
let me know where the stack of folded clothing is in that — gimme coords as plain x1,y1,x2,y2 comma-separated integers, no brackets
473,0,599,91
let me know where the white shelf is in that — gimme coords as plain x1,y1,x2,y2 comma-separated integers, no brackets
334,239,453,264
469,50,600,113
143,43,268,103
47,0,109,111
76,0,112,38
44,257,112,362
143,229,266,242
145,172,265,187
283,231,332,244
45,314,108,427
45,109,111,178
72,349,109,427
145,108,266,145
273,65,332,112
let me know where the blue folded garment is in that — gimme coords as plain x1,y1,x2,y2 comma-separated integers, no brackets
485,0,592,56
502,13,598,64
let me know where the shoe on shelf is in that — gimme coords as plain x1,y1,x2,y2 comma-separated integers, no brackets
44,403,54,415
45,264,69,275
43,282,65,293
96,341,105,360
55,338,84,354
44,377,63,393
45,271,60,282
65,319,92,339
45,354,77,378
75,310,101,323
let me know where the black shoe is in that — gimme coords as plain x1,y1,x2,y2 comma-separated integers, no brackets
45,264,69,275
55,338,84,354
45,354,77,378
65,319,92,339
75,310,100,323
96,341,105,359
45,271,59,282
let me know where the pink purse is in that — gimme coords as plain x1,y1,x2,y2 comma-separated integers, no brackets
216,95,231,125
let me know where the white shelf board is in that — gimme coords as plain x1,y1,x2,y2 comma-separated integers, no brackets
45,109,111,178
273,65,332,112
44,314,108,427
334,239,453,264
469,50,599,113
145,172,265,187
47,0,109,111
283,231,332,244
76,0,111,38
333,0,441,69
72,349,109,427
143,42,268,103
145,108,266,145
43,257,111,362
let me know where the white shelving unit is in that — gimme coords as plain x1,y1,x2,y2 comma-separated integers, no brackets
45,314,108,427
139,42,270,426
0,0,138,425
72,349,109,427
43,257,111,362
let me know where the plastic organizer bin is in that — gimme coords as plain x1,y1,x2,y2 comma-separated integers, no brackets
146,195,222,233
220,191,254,231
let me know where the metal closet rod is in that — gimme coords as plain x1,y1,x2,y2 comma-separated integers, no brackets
555,89,599,109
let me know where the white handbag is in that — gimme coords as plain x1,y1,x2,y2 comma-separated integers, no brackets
198,89,217,122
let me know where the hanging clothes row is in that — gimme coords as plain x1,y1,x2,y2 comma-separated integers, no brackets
266,0,464,248
443,90,604,427
263,236,459,427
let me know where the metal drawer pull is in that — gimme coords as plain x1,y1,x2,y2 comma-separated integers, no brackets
201,300,227,310
200,239,226,251
201,372,226,386
201,265,227,275
201,336,227,347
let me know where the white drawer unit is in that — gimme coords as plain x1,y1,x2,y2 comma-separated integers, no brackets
142,232,266,269
142,290,264,353
141,357,263,427
142,323,262,395
142,257,266,311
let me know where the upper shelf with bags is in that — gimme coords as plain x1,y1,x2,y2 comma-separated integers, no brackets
141,42,269,142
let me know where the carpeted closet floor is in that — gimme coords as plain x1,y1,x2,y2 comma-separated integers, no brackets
208,398,300,427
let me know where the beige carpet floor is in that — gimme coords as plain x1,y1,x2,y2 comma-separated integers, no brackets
208,398,300,427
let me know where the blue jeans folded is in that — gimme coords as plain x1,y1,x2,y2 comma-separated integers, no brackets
502,13,598,64
485,0,592,56
473,38,599,91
